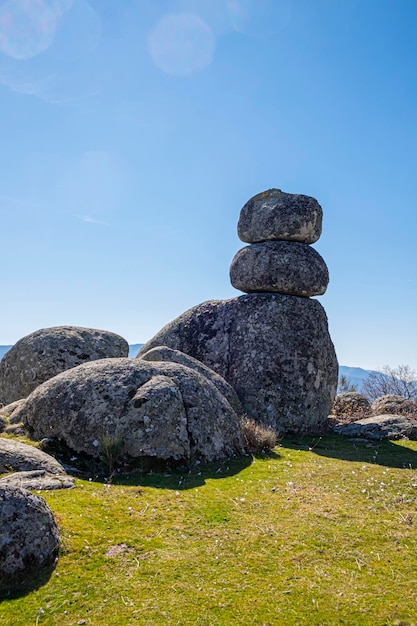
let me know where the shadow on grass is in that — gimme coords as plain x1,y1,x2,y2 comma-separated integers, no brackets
282,434,417,469
0,562,57,602
113,452,262,490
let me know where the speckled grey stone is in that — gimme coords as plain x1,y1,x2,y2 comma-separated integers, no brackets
0,437,66,475
0,326,129,404
229,241,329,296
371,395,417,416
0,470,74,491
11,358,245,464
139,345,242,413
331,393,371,418
139,294,338,434
0,486,59,594
0,399,26,424
238,188,322,244
334,414,417,440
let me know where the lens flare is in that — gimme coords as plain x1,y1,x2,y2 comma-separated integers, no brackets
0,0,64,60
227,0,292,38
148,13,216,77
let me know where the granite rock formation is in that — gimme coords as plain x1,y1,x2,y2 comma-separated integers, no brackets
0,486,60,595
334,414,417,440
230,240,329,296
140,188,338,434
238,188,323,244
371,395,417,416
0,326,129,404
11,358,245,465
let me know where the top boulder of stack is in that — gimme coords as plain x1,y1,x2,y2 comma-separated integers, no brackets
238,188,323,244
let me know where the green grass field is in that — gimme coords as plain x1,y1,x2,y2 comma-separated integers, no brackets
2,435,417,625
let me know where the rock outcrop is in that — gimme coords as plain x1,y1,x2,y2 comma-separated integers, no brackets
0,470,74,491
0,486,60,596
0,326,129,405
331,392,371,419
140,188,337,434
334,414,417,440
0,437,66,475
371,395,417,416
11,358,245,464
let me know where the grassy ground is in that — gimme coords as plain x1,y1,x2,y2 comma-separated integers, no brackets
2,435,417,625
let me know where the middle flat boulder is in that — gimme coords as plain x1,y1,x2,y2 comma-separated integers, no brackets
10,358,245,465
230,241,329,296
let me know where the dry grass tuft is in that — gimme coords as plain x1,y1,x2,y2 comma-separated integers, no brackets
240,415,278,453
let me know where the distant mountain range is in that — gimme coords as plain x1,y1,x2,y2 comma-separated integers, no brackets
0,344,372,391
0,344,144,360
338,365,377,391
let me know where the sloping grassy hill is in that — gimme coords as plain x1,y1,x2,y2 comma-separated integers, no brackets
2,435,417,625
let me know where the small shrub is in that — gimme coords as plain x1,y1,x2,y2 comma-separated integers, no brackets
99,433,124,474
240,416,278,454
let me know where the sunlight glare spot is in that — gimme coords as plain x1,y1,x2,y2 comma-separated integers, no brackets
227,0,292,38
0,0,64,60
148,13,216,77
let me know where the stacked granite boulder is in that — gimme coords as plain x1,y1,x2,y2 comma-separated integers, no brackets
139,188,338,434
230,189,328,297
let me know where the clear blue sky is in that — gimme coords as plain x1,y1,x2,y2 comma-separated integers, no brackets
1,0,417,371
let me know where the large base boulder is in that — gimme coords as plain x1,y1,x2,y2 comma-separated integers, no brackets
10,358,245,464
0,486,60,596
139,294,338,434
0,326,129,405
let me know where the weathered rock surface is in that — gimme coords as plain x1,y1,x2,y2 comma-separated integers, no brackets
331,392,371,419
230,241,329,296
238,188,323,244
0,486,60,595
371,395,417,416
334,414,417,440
0,326,129,405
11,358,245,463
0,437,66,475
139,294,338,434
1,399,27,424
139,345,241,413
0,470,74,491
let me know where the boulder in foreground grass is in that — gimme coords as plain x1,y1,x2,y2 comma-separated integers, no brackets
0,437,67,475
11,358,245,466
0,470,74,491
0,486,59,596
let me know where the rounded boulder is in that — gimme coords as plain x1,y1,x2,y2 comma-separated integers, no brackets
332,392,371,419
371,395,417,416
11,358,245,464
0,326,129,404
230,241,329,296
139,294,338,434
0,486,60,596
238,188,322,244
